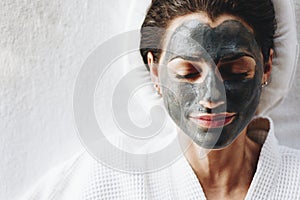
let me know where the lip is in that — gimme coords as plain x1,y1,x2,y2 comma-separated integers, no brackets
188,113,236,128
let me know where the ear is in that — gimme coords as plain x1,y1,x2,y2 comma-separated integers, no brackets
147,52,161,93
262,49,273,84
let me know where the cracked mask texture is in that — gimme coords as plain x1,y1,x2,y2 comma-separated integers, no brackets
159,20,264,149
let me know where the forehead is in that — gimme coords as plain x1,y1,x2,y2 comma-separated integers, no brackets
165,12,253,34
160,13,258,62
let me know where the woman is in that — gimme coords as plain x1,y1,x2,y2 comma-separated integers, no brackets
22,0,299,199
139,0,300,199
140,0,275,198
138,0,299,199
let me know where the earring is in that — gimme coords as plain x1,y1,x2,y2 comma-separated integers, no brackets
154,84,162,96
261,81,268,88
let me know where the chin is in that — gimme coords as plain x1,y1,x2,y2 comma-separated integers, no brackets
190,127,241,150
193,138,234,150
207,140,235,150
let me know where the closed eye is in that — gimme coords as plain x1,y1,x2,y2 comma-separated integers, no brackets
167,58,203,81
176,71,201,79
218,56,256,81
219,67,252,81
226,72,250,79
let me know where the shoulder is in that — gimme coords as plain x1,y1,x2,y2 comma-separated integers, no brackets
277,144,300,175
272,145,300,198
278,144,300,169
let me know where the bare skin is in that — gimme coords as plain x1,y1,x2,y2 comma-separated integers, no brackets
181,127,262,199
147,13,272,199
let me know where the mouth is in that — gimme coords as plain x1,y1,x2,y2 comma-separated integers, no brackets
188,113,236,128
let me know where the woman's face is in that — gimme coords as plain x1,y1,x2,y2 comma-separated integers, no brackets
150,13,267,149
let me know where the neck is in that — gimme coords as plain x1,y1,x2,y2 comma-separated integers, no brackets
179,128,262,197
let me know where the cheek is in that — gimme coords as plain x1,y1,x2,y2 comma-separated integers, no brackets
163,79,208,105
225,80,254,102
224,78,261,112
162,82,193,111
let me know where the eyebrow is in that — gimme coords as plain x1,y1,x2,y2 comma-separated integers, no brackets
169,55,205,62
220,52,254,62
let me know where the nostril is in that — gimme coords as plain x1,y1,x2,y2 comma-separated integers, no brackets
198,100,225,109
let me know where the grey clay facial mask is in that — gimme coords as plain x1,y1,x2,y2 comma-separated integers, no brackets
159,20,264,149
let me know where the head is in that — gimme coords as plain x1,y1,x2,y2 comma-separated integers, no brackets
139,0,276,149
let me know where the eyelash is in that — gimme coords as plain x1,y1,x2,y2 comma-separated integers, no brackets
222,71,251,81
231,72,249,76
176,72,200,79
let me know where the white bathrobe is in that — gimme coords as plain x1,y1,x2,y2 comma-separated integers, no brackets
22,117,300,200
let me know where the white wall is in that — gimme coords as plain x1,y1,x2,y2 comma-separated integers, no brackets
0,1,150,199
0,1,299,200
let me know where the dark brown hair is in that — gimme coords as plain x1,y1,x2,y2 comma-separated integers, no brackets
139,0,276,70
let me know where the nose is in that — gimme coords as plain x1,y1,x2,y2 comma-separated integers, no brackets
199,67,225,109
